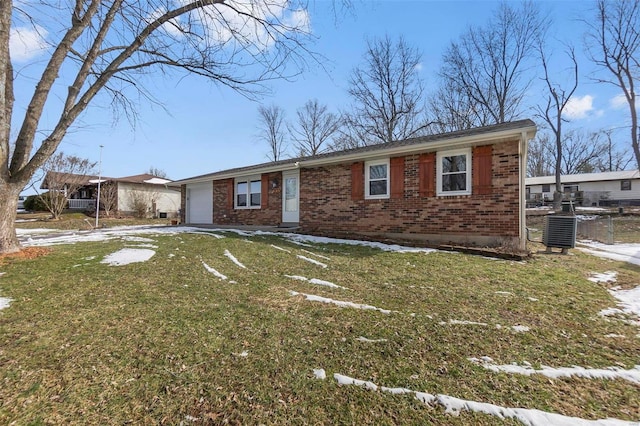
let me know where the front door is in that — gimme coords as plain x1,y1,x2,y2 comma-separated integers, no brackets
282,170,300,223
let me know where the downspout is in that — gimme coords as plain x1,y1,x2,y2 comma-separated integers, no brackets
519,131,529,251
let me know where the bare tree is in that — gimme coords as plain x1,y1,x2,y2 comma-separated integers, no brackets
0,0,337,253
147,167,168,179
535,45,579,210
428,81,478,134
96,181,118,217
342,35,428,146
258,104,288,161
38,153,96,219
435,1,548,129
527,133,554,177
288,99,340,156
595,129,634,172
553,129,608,175
586,0,640,171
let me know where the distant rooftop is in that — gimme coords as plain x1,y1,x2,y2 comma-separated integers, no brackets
526,170,640,186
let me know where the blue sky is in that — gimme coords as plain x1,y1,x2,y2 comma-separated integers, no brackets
10,0,632,190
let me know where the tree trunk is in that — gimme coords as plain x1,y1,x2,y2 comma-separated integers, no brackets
0,184,21,254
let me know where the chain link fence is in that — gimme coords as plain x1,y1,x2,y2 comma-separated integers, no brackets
576,215,614,244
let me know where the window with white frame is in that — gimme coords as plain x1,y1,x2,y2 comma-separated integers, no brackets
365,159,390,199
437,148,471,196
235,176,261,208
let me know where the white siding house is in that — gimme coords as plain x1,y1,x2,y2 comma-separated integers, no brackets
526,171,640,206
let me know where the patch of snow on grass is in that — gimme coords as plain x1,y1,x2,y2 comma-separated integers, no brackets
270,244,291,253
101,248,155,266
233,351,249,357
440,319,488,326
578,241,640,266
334,372,634,425
224,250,246,269
313,368,326,379
495,291,514,296
588,271,618,284
356,336,388,343
0,297,12,310
511,325,530,333
289,291,392,314
607,286,640,318
202,262,228,280
605,334,625,338
251,230,438,253
297,255,327,268
528,297,539,302
301,249,331,260
284,275,347,289
468,357,640,384
16,228,57,235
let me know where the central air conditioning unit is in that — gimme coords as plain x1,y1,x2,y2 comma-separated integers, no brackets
543,215,577,254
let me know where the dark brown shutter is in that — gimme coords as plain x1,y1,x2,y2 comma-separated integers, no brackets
261,174,269,208
473,145,493,195
419,153,436,197
390,157,405,199
227,179,234,210
351,162,364,200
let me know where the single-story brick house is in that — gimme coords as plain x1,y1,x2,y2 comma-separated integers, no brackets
173,119,537,249
526,170,640,207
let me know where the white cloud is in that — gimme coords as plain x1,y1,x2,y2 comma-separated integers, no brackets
610,93,640,110
562,95,594,120
610,93,628,110
414,62,424,72
10,25,48,62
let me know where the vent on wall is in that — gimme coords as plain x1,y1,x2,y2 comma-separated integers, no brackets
543,215,577,253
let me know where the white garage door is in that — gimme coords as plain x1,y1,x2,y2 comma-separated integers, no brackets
186,182,213,224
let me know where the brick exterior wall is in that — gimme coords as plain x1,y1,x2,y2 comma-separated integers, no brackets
213,172,282,225
190,139,521,247
298,140,521,247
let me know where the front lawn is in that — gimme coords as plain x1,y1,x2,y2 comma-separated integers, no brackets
0,227,639,424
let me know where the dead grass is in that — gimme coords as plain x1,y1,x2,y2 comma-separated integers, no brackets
0,230,639,424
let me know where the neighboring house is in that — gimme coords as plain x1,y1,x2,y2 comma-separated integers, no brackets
41,172,181,217
173,120,536,250
525,170,640,207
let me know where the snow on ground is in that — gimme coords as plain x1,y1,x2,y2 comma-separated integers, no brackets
588,271,618,284
0,297,12,310
468,357,640,384
296,255,328,268
284,275,348,290
289,291,392,314
16,228,58,236
356,336,388,343
202,261,228,280
332,372,634,425
440,319,488,326
511,325,530,333
599,286,640,325
19,225,439,255
101,248,155,266
270,244,291,253
313,368,326,379
300,249,331,260
578,241,640,267
223,249,246,269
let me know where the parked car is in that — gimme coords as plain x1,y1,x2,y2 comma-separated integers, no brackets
17,196,25,210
